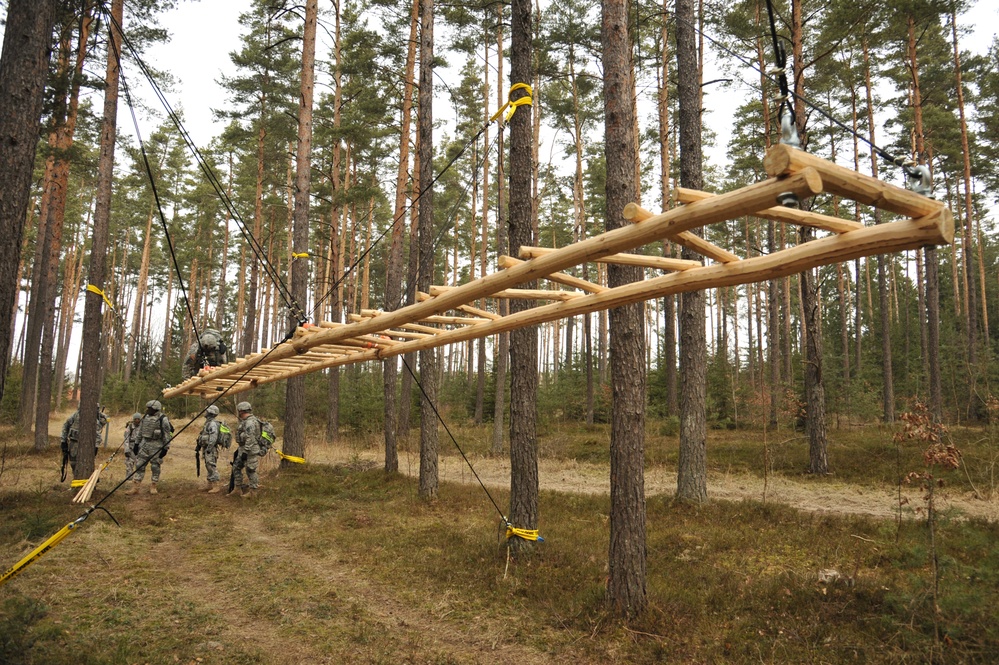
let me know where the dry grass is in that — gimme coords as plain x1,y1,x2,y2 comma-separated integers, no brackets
1,414,998,664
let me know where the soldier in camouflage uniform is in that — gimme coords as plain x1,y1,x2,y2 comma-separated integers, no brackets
125,400,173,495
123,412,142,477
60,407,107,476
196,405,226,493
232,401,262,498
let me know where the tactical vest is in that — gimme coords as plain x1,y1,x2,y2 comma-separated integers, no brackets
139,413,166,440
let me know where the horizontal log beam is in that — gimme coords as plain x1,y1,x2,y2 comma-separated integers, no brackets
517,246,701,272
164,170,824,398
674,186,863,234
498,255,607,293
429,284,583,302
763,144,944,220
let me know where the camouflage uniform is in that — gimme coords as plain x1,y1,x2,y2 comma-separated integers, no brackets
129,401,172,493
123,413,142,477
60,409,106,475
197,408,222,487
183,329,228,378
233,403,262,493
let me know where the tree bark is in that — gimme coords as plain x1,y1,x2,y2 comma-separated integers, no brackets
507,0,539,555
77,0,122,480
603,0,646,617
417,0,438,500
675,0,707,504
284,0,317,464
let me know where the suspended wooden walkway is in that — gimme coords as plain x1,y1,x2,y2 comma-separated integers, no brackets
164,145,952,400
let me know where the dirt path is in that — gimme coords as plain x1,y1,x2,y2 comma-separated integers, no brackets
44,410,999,523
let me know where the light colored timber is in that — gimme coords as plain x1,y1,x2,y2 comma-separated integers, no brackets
429,285,584,302
517,247,700,272
165,169,823,398
763,144,944,219
498,255,607,293
415,292,500,321
164,164,972,397
360,309,489,326
674,187,863,234
205,208,952,392
621,206,742,263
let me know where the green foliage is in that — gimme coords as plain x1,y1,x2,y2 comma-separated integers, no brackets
0,365,23,425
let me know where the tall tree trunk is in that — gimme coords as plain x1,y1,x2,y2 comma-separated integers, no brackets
383,0,418,471
243,105,267,357
950,6,978,412
417,0,439,500
675,0,707,503
284,0,317,464
491,16,508,456
603,0,646,617
0,0,56,405
77,0,122,480
507,0,539,554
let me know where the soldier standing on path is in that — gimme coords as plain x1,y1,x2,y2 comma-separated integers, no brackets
123,412,142,478
232,401,262,498
125,400,173,495
197,405,229,493
60,407,107,476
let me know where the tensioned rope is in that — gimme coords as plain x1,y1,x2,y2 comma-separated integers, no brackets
667,6,923,179
101,6,306,329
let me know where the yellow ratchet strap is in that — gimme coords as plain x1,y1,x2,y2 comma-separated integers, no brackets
86,284,114,310
70,479,88,488
291,252,309,260
489,82,533,124
505,525,541,542
0,515,87,587
274,449,306,464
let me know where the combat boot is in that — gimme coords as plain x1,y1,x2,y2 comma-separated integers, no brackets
124,483,140,495
241,487,255,499
149,484,158,495
207,482,219,494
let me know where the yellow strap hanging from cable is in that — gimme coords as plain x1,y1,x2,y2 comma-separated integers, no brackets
505,525,541,542
274,449,306,464
0,517,85,587
489,82,533,124
86,284,114,310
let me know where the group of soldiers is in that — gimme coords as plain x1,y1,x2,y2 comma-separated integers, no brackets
62,398,269,498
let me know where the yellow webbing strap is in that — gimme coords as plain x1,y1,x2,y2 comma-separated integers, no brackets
291,252,309,260
489,82,533,124
86,284,114,310
505,525,541,542
0,515,86,587
274,449,306,464
70,479,87,488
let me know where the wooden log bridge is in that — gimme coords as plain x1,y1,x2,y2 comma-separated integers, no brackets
164,145,953,400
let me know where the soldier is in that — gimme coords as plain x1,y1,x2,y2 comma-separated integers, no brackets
196,405,229,493
125,400,173,495
123,412,142,478
183,328,228,379
60,407,107,476
232,401,262,498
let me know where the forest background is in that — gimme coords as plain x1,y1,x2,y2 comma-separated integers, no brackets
3,0,999,465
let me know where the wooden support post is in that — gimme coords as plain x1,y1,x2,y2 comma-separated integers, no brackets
517,247,701,272
674,187,864,234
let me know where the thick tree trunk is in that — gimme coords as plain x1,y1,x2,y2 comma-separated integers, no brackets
675,0,707,504
284,0,317,464
507,0,539,554
77,0,122,480
490,15,508,456
603,0,646,617
243,115,266,357
0,0,60,408
417,0,439,500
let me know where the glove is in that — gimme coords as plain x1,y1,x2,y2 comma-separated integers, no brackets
159,446,169,459
132,443,139,456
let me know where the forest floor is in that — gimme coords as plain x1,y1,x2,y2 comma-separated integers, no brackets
0,410,996,664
